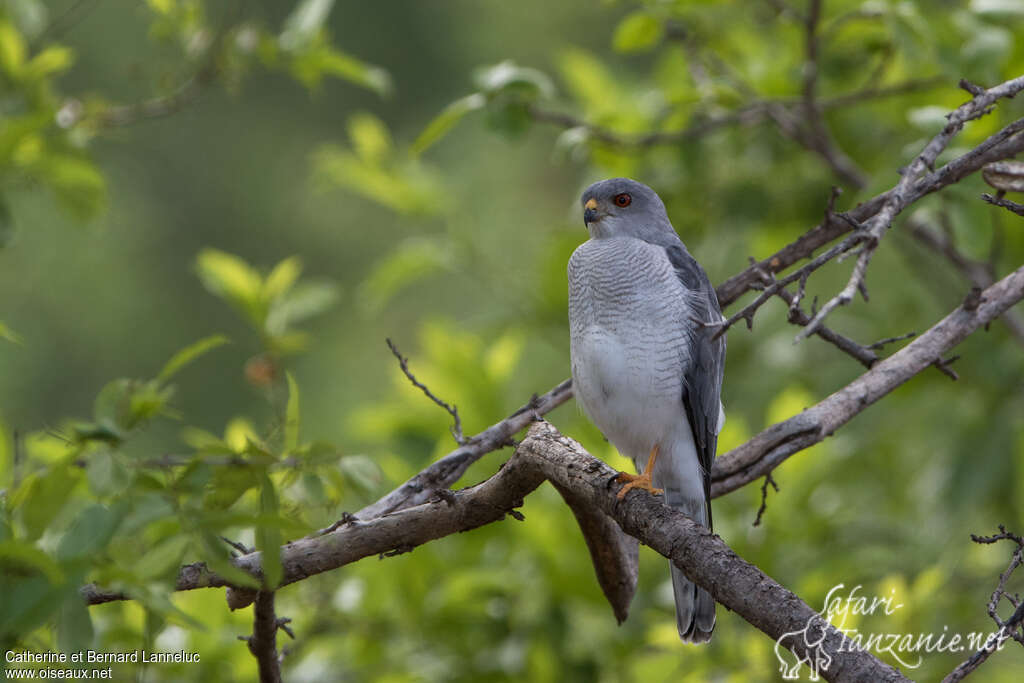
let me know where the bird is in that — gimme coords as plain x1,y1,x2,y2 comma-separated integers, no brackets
567,177,725,643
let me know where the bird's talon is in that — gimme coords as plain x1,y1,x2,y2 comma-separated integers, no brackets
615,471,664,499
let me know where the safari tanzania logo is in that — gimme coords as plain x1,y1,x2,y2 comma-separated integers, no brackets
774,584,1012,680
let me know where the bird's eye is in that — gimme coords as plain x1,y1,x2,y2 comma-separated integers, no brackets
614,193,632,207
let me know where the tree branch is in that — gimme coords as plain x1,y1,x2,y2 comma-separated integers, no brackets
339,378,573,523
942,525,1024,682
908,216,1024,346
89,420,911,682
386,337,465,445
711,262,1024,495
796,76,1024,341
240,591,283,683
716,106,1024,310
84,259,1024,610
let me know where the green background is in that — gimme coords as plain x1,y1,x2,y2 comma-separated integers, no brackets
2,0,1023,680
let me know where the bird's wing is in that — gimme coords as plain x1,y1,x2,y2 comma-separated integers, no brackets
664,243,726,530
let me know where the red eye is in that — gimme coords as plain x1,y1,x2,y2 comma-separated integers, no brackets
614,193,631,207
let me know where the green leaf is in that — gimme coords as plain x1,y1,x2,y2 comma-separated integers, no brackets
284,372,300,452
0,321,22,345
612,12,663,53
266,280,339,334
41,154,107,219
348,112,393,163
56,504,118,561
57,594,94,652
135,535,190,580
301,472,327,505
263,256,303,302
290,42,393,96
86,451,132,497
146,0,176,16
158,334,230,382
320,47,392,95
17,467,76,539
24,45,73,79
257,473,283,589
203,467,260,510
474,60,555,99
279,0,335,51
198,531,260,589
195,249,266,326
338,455,382,493
0,19,26,77
412,93,487,156
93,378,133,429
0,540,64,584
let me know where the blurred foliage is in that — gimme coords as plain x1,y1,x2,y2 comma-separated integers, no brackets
2,0,1024,681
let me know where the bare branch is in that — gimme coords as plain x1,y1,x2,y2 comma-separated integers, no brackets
94,420,908,682
796,77,1024,341
942,526,1024,682
527,78,942,151
910,216,1024,346
775,287,880,368
83,260,1024,612
981,193,1024,217
386,338,465,445
712,262,1024,496
865,331,916,350
717,106,1024,310
752,472,779,527
240,591,283,683
344,378,573,523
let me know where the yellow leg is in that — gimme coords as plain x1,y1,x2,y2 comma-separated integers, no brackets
616,444,664,499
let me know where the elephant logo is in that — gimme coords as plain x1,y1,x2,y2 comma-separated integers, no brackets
774,613,834,680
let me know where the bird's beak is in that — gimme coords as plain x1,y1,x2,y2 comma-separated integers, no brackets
583,198,600,227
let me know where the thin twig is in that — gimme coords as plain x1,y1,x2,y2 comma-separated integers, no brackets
942,525,1024,682
796,77,1024,342
981,193,1024,217
909,216,1024,347
753,472,779,527
865,331,916,350
386,338,465,445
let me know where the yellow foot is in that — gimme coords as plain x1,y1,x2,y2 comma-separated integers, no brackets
616,443,664,499
615,470,664,499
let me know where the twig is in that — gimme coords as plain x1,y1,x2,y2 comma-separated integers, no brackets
341,378,573,522
775,287,880,368
981,193,1024,217
753,472,779,527
712,262,1024,496
942,525,1024,682
865,331,916,350
90,8,241,128
795,77,1024,342
527,78,943,151
242,591,282,683
222,536,255,557
910,216,1024,347
386,338,465,445
30,0,97,49
717,105,1024,313
82,261,1024,610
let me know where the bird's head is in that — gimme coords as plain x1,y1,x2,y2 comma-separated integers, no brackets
580,177,674,241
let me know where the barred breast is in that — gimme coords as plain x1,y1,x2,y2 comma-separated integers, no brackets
568,236,695,464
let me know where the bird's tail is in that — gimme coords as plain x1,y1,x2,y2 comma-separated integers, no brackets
671,563,715,643
666,491,715,643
